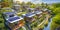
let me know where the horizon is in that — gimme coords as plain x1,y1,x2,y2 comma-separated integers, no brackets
14,0,60,4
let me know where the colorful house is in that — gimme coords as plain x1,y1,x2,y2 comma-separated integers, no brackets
24,12,36,30
3,12,25,30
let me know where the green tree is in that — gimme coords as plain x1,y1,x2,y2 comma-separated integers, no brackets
51,14,60,30
53,7,60,14
53,14,60,24
48,3,60,14
41,2,45,8
30,4,36,8
20,2,25,5
26,2,32,5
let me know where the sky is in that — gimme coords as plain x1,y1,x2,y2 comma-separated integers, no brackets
14,0,60,4
42,0,60,4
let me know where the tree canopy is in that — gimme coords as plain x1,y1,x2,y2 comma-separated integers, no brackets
52,14,60,24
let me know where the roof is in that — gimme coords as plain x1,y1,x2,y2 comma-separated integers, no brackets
43,8,48,11
13,5,20,6
34,11,42,14
4,12,15,16
25,12,36,18
27,8,34,10
7,16,23,23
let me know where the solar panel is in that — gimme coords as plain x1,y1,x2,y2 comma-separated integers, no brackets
25,13,35,17
26,13,33,16
4,12,15,15
8,17,20,22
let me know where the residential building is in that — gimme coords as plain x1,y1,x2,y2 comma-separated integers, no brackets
3,12,25,30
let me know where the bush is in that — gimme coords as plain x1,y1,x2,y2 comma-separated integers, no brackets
50,14,60,30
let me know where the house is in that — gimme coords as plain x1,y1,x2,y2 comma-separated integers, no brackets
3,12,25,30
21,5,30,12
34,11,42,15
3,12,16,19
34,11,42,18
12,4,20,12
25,12,35,17
27,8,34,13
24,12,36,30
41,8,48,14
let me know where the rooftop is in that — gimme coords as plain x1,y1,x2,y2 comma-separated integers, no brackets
4,12,15,16
7,16,23,23
25,12,36,18
34,11,42,14
43,8,48,11
27,8,34,10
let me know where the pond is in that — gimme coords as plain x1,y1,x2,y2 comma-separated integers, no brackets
43,18,52,30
